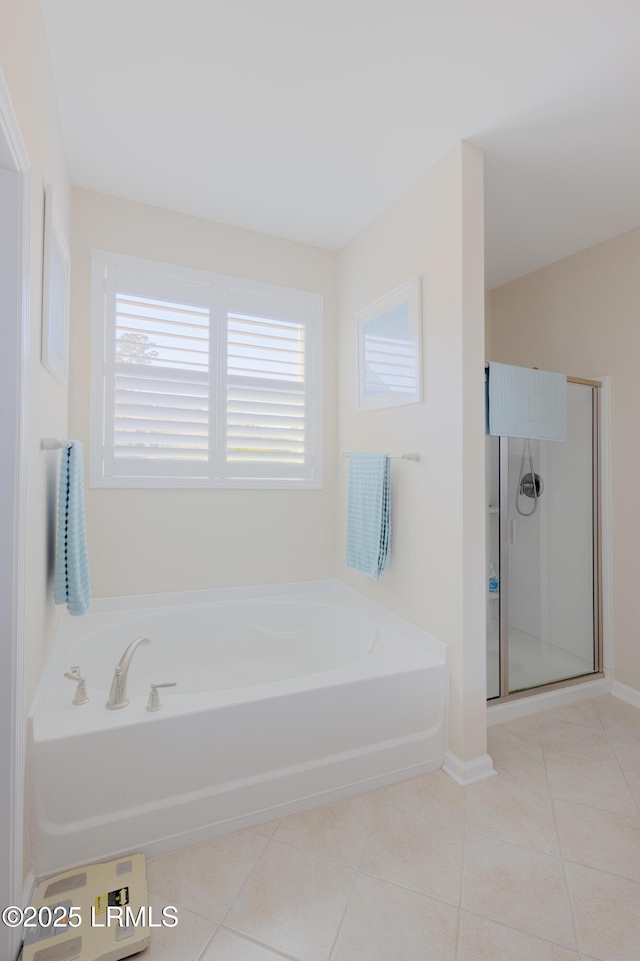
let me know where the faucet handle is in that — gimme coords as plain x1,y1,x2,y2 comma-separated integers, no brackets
64,666,88,705
146,682,177,713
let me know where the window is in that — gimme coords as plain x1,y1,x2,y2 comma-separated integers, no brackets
90,251,322,488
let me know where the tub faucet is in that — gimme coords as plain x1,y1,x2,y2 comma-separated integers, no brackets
105,636,151,710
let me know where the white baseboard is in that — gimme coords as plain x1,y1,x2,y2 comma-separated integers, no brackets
611,680,640,709
442,750,495,786
487,675,611,726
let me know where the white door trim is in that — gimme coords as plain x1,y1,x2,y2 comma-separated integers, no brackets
0,65,31,961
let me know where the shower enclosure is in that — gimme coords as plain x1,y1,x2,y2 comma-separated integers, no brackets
487,377,603,700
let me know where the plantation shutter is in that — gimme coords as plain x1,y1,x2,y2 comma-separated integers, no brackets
93,252,322,488
102,263,212,479
223,287,315,481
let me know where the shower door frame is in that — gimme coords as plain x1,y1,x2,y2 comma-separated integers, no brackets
495,376,604,702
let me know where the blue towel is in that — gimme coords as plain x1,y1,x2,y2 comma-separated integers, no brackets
488,362,567,442
54,441,92,615
346,452,391,580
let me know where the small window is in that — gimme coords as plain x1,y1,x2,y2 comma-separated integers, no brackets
90,251,323,488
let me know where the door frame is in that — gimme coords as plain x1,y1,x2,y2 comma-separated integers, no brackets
0,66,31,961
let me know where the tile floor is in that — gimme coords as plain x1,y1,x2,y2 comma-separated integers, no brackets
143,694,640,961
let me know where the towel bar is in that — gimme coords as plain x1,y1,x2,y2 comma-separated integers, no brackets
41,438,72,450
342,452,419,461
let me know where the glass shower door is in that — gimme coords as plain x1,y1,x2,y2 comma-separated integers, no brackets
498,381,600,695
486,434,500,698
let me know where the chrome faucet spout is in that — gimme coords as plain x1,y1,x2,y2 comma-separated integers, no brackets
105,636,151,710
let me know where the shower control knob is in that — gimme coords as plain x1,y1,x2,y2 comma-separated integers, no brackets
64,666,89,705
146,681,177,712
519,472,544,499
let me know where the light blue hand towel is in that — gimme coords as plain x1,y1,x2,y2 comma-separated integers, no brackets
54,441,92,615
346,452,391,580
488,362,567,441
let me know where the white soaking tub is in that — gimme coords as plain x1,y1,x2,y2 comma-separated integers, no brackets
29,580,448,874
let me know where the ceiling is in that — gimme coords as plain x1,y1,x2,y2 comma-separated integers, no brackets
40,0,640,288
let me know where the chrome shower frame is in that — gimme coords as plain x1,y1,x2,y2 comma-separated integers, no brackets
494,377,603,702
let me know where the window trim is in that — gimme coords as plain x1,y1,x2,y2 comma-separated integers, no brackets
90,250,323,490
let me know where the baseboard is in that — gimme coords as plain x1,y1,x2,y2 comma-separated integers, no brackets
487,675,611,726
611,680,640,709
442,750,495,786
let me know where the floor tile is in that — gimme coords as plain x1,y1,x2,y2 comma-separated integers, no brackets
135,699,640,960
623,768,640,807
251,819,281,839
225,840,354,961
462,832,576,949
487,734,549,793
381,769,466,827
537,716,617,766
144,897,216,961
331,873,458,961
592,695,640,738
554,797,640,881
202,928,290,960
458,912,579,961
360,805,464,905
544,752,638,816
565,861,640,961
489,715,542,747
541,700,605,730
609,733,640,774
466,776,560,854
146,830,268,923
273,794,378,867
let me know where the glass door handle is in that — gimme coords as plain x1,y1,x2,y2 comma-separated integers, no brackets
509,519,516,545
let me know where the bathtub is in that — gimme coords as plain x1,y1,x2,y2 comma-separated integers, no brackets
29,580,448,874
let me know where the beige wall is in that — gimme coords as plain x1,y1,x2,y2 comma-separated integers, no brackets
337,142,487,762
484,290,492,362
490,226,640,693
69,188,337,597
0,0,71,708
